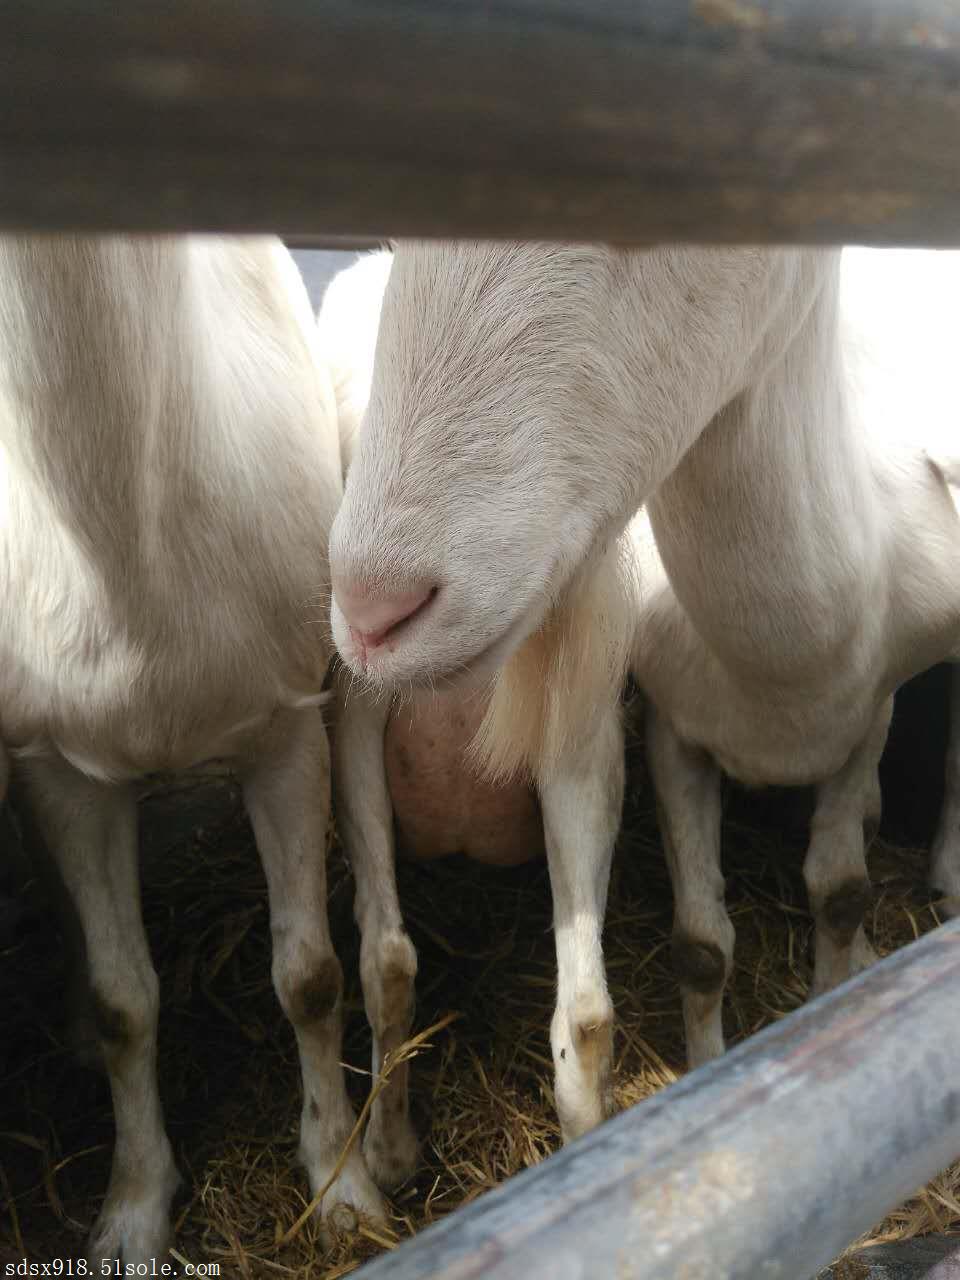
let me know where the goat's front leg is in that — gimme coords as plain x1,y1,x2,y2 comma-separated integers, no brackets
539,706,623,1143
18,756,179,1267
805,699,891,996
242,706,386,1234
646,704,732,1069
930,664,960,916
12,786,102,1069
332,679,418,1192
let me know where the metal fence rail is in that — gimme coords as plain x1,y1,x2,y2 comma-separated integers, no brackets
355,918,960,1280
3,0,960,244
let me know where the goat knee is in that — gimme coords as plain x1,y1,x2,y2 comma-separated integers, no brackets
672,931,728,995
672,922,733,1067
276,950,343,1027
814,876,872,947
552,990,615,1142
361,930,417,1036
88,967,159,1061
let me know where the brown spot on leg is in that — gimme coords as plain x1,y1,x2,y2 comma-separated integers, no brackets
91,991,130,1047
309,1096,320,1121
366,934,418,1036
286,955,342,1025
380,946,417,1029
672,934,727,995
822,878,872,944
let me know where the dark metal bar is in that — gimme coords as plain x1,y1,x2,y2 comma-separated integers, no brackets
284,236,383,251
3,1,960,244
357,918,960,1280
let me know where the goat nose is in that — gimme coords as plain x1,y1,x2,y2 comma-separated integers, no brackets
333,580,436,648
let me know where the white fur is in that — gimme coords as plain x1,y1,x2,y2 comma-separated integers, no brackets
329,242,960,1068
0,235,384,1262
319,253,631,1166
839,247,960,913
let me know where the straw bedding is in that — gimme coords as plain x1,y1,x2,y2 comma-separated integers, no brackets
1,698,958,1277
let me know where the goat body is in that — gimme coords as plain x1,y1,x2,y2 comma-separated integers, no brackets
320,252,628,1191
328,242,960,1077
0,236,381,1263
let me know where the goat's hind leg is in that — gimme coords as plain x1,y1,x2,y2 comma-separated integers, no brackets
804,698,892,996
333,680,418,1191
242,706,386,1236
646,705,731,1069
930,663,960,916
540,705,623,1142
18,755,179,1267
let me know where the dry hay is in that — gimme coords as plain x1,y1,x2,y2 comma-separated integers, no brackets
1,721,958,1278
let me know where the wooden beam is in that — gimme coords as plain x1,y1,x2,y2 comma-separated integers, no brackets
3,1,960,244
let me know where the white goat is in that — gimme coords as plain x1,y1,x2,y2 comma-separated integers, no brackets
328,243,960,1076
839,247,960,915
318,251,638,1194
0,237,380,1264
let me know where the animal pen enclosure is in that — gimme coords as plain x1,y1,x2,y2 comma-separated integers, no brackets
3,2,960,1279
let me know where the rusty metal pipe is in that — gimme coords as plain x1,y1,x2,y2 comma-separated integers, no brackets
357,918,960,1280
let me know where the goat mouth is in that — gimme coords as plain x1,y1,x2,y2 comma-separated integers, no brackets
359,596,545,695
335,551,562,692
349,586,438,660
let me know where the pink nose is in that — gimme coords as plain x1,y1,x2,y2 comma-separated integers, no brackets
334,580,436,652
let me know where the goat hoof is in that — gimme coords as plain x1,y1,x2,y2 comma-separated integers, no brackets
314,1155,390,1248
86,1143,179,1270
87,1197,173,1271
